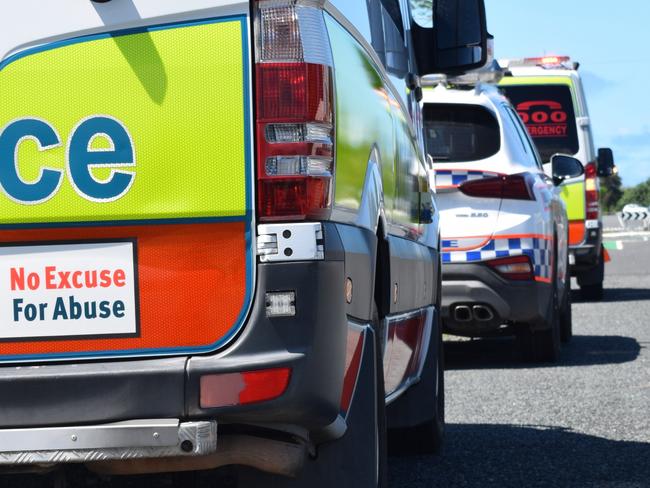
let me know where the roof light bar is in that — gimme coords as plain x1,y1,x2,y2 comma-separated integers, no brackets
500,56,578,70
527,56,570,65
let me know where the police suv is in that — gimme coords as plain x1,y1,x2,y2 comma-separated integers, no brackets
422,71,583,361
0,0,489,486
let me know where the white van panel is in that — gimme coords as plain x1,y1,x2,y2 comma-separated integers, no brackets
1,1,249,61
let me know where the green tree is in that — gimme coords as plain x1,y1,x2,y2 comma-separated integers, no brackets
600,173,623,213
618,178,650,210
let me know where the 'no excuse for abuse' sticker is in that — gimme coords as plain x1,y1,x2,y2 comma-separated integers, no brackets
0,241,138,340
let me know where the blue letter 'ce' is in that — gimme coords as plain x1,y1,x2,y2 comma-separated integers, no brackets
0,116,135,204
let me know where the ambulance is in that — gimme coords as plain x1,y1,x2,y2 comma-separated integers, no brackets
0,0,488,485
499,57,616,300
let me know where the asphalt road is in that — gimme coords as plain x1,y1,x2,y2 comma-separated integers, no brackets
389,223,650,488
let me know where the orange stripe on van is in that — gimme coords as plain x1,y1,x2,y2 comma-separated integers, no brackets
569,221,585,246
0,222,248,359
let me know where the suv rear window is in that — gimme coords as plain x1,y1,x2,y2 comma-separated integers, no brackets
500,84,579,162
423,104,500,162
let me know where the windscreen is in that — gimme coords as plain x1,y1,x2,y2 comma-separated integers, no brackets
501,84,579,162
423,103,500,162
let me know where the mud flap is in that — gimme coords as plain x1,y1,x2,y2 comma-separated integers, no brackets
237,328,380,488
577,247,605,287
386,308,440,429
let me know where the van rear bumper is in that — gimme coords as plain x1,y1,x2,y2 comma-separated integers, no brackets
570,220,602,273
0,223,357,437
0,419,217,466
441,263,552,336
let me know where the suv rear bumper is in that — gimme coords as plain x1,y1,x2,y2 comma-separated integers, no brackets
441,263,552,336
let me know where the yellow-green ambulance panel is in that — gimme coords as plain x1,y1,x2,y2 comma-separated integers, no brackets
561,181,586,221
0,17,251,226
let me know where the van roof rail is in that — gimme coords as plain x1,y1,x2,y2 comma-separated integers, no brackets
422,60,505,89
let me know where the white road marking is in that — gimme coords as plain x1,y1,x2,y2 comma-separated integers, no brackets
603,230,650,239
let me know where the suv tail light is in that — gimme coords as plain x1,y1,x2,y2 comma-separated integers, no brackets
585,162,600,220
255,1,334,222
486,255,534,281
459,173,536,201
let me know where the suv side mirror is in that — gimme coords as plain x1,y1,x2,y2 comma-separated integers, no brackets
551,154,584,186
411,0,488,75
597,148,616,177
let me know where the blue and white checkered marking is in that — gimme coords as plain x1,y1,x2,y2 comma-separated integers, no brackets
442,236,552,281
435,170,500,189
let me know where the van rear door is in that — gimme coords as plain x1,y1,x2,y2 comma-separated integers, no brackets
499,83,580,162
0,1,254,363
500,80,587,242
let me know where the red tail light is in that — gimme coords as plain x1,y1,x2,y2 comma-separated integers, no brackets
254,3,335,222
585,162,599,220
486,255,534,281
459,173,535,201
256,63,334,221
200,368,291,408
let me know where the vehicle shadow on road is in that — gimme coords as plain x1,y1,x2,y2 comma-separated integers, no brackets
572,287,650,304
389,423,650,488
0,468,237,488
444,335,642,370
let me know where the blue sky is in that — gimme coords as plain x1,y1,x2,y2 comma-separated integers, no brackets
486,0,650,186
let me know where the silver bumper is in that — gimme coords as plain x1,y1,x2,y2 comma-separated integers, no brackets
0,419,217,466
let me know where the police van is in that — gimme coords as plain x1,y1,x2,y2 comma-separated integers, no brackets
422,68,582,361
0,0,488,485
499,57,616,300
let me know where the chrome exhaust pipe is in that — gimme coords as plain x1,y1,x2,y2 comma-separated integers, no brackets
454,305,472,322
472,305,495,322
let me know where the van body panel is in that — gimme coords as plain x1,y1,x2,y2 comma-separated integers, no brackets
0,0,249,61
326,14,397,224
0,17,250,225
325,11,428,242
0,13,254,362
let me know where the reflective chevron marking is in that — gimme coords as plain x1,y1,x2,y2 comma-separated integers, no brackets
619,211,650,221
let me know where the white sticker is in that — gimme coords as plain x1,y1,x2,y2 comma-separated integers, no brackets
0,241,138,340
